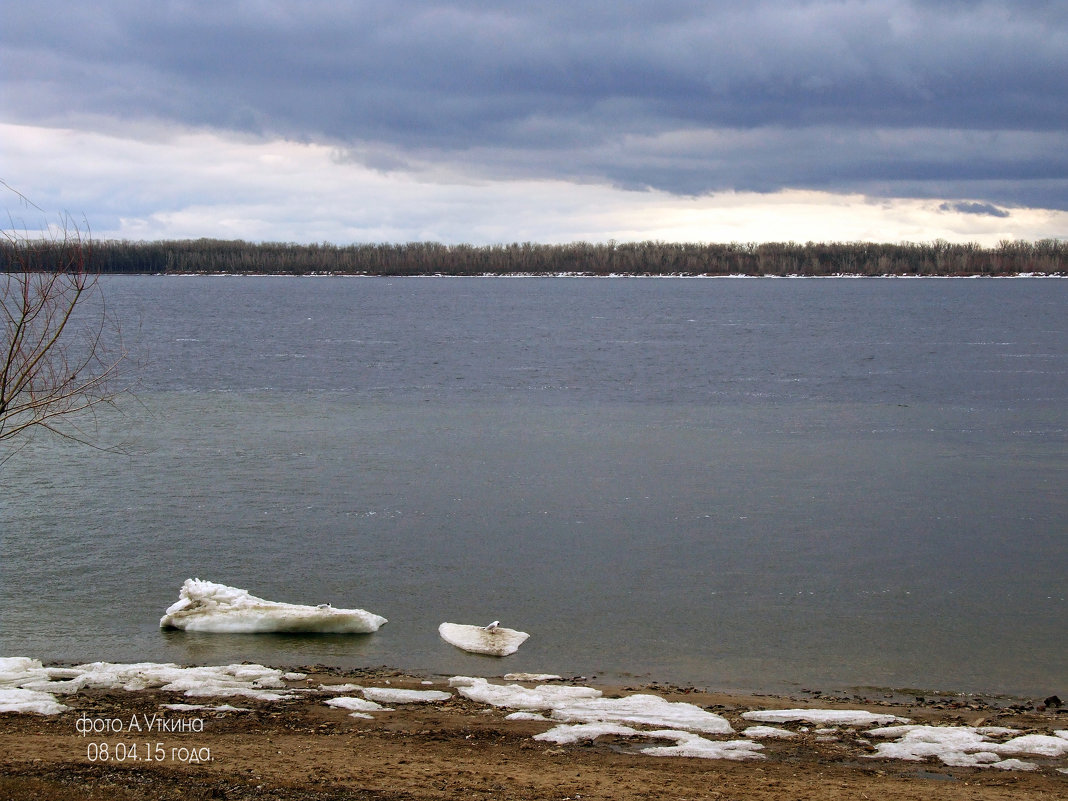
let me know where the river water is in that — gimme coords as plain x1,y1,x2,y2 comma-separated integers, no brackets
1,276,1064,696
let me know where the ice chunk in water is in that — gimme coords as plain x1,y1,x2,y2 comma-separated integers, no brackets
438,621,528,656
159,578,387,633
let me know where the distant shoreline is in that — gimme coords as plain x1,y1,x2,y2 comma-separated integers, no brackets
7,237,1067,277
113,270,1067,278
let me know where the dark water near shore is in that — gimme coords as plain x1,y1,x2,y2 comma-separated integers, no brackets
1,276,1065,696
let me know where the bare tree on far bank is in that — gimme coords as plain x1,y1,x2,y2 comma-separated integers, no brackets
1,184,126,462
61,236,1067,276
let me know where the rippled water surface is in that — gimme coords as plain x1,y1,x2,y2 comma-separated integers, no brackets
2,276,1065,695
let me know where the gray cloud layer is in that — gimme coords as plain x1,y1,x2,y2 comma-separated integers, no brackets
4,1,1066,209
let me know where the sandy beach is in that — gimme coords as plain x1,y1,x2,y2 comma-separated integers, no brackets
2,664,1065,800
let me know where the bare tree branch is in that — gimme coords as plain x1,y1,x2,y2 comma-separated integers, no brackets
1,188,127,462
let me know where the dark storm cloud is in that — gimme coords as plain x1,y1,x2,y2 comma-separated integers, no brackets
3,1,1066,208
939,201,1010,217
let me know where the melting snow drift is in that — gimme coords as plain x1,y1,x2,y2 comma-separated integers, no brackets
159,578,387,633
438,621,529,656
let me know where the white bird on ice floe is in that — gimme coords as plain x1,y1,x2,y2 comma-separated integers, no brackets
484,620,500,631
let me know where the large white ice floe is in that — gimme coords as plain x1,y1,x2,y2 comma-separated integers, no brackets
160,578,387,633
742,708,909,727
438,621,529,656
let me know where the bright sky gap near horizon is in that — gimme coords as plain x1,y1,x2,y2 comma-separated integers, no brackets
2,1,1066,246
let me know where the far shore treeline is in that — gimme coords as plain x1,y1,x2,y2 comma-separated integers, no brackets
2,237,1066,277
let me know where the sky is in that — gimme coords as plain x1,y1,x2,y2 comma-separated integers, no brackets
2,1,1066,245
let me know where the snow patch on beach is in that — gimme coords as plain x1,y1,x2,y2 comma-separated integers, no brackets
450,676,753,760
549,694,734,735
642,732,767,761
326,696,392,717
533,722,764,760
743,708,908,727
0,657,302,708
159,578,387,634
0,687,69,715
449,676,601,710
865,725,1068,770
743,725,798,739
450,676,731,734
3,657,1065,773
161,703,251,712
321,687,451,718
505,711,549,721
317,683,363,694
361,687,452,704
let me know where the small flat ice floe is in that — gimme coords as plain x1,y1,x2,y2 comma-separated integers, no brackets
742,708,909,727
159,578,387,634
438,621,529,656
360,687,452,704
